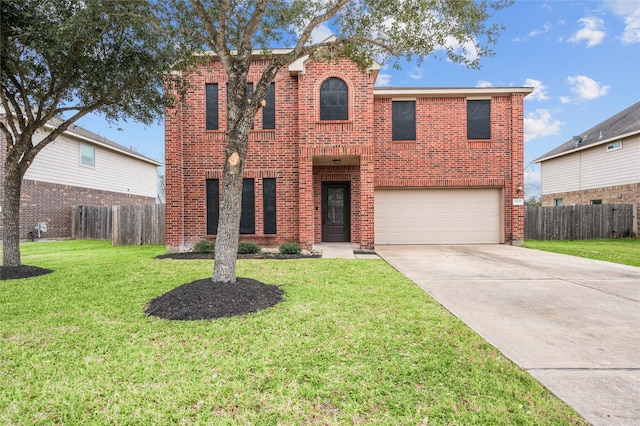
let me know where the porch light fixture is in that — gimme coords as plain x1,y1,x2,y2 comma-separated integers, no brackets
333,159,341,165
516,185,523,194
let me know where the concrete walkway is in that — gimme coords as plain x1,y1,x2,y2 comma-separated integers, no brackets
375,244,640,426
314,243,379,259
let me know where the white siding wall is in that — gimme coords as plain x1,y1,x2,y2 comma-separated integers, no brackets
541,136,640,194
24,128,159,198
541,154,581,194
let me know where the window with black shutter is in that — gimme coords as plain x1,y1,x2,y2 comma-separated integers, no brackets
205,84,218,130
320,78,348,120
263,178,276,234
206,179,219,234
240,178,255,234
262,83,275,129
467,100,491,140
392,101,416,140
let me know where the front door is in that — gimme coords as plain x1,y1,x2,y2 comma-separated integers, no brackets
322,182,350,242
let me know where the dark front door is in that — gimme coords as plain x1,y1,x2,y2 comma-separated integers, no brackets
322,182,350,242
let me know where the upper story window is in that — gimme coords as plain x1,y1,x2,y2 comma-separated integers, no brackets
320,77,348,120
467,99,491,140
205,83,219,130
262,83,275,129
392,101,416,140
79,143,95,167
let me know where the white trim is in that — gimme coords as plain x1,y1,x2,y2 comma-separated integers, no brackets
374,87,533,97
43,123,163,166
536,130,640,163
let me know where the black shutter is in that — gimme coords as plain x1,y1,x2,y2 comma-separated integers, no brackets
467,100,491,140
206,179,219,235
205,84,218,130
262,83,275,129
263,178,276,234
392,101,416,140
240,178,255,234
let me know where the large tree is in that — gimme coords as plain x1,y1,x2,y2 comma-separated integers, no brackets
0,0,185,267
167,0,512,283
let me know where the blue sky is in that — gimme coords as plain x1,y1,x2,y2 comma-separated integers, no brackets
74,0,640,198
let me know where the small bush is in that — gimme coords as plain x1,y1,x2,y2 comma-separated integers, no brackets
193,240,215,253
279,243,302,255
237,241,260,254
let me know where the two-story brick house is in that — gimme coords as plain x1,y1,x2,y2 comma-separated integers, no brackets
165,51,531,251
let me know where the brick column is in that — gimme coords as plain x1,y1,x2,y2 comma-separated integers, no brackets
298,153,314,250
359,152,375,249
510,94,525,244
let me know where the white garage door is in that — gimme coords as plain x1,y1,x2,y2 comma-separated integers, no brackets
375,188,501,244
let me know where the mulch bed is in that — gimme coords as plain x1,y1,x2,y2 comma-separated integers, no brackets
144,277,284,321
156,252,320,260
0,265,54,280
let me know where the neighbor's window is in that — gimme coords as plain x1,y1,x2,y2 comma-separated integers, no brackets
263,178,276,234
205,83,218,130
206,179,219,235
79,143,95,167
262,83,275,129
605,141,622,152
591,199,603,205
467,99,491,140
554,198,563,206
320,77,348,120
392,101,416,140
240,178,256,234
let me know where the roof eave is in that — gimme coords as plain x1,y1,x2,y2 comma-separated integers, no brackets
535,129,640,163
43,123,163,167
373,87,534,98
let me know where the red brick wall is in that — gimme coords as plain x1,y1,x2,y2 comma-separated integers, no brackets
165,57,526,250
8,179,155,240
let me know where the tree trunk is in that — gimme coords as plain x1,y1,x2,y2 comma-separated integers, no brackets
212,153,244,283
3,160,23,267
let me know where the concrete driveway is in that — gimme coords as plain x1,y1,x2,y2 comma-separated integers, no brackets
375,244,640,426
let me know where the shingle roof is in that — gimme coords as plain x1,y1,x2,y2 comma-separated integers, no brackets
47,116,163,166
535,101,640,162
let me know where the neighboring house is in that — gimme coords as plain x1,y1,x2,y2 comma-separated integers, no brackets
535,102,639,229
0,113,162,240
165,52,531,251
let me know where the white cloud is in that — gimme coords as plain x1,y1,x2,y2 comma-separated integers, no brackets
569,17,606,47
374,73,392,87
606,0,640,43
409,68,423,80
524,109,564,142
476,80,493,88
560,96,571,104
566,75,610,100
529,23,552,37
524,78,550,101
436,36,480,63
309,23,334,44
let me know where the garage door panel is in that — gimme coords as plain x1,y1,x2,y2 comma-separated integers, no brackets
375,188,500,244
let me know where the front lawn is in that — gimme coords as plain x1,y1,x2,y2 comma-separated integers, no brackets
524,238,640,267
1,240,586,424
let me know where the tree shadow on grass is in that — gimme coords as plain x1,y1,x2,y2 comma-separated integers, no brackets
144,278,284,321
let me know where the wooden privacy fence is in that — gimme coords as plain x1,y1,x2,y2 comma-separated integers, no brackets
525,204,636,240
72,204,165,245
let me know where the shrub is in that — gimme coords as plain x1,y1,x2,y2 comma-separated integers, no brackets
279,242,302,255
193,240,215,253
237,241,260,254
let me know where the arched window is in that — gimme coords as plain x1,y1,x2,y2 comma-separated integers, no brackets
320,77,348,120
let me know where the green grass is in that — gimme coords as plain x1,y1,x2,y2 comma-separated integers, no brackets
524,238,640,267
1,240,587,425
